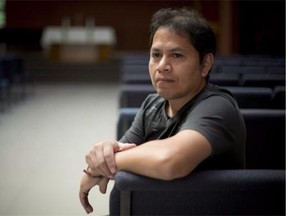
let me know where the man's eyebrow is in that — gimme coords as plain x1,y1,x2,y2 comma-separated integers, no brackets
150,48,160,52
150,47,186,52
170,47,186,52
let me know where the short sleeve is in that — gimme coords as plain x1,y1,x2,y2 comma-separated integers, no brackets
179,95,241,156
119,94,161,144
119,107,145,144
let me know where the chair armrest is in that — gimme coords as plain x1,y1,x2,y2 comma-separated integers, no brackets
114,169,285,192
111,170,285,215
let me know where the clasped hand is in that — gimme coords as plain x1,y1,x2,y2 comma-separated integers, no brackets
79,140,136,214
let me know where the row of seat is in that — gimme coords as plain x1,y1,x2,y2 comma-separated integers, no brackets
112,107,285,215
119,84,285,109
121,65,285,87
119,55,285,111
213,55,285,75
120,54,285,91
116,107,285,170
117,53,286,168
117,56,286,164
111,169,285,215
121,53,285,72
111,54,286,215
121,52,285,67
0,53,27,110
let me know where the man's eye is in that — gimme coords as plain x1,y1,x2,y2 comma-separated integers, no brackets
173,53,183,58
151,53,160,58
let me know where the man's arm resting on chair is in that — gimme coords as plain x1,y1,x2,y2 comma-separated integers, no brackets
80,129,211,214
115,129,212,180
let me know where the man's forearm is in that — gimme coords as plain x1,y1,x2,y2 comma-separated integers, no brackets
115,139,174,180
114,130,212,180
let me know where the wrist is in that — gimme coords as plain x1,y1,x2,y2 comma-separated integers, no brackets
83,166,103,179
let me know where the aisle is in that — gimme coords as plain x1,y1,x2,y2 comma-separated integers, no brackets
0,83,119,215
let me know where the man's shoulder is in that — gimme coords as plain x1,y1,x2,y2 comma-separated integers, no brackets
142,93,165,108
205,84,234,97
202,84,237,106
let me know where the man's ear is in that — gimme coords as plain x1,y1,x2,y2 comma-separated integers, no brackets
201,53,214,77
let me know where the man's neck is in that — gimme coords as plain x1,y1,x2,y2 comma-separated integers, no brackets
166,82,207,118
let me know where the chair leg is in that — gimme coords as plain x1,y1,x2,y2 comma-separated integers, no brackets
120,191,131,216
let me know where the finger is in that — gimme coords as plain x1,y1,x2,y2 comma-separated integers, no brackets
99,144,114,177
85,146,97,169
79,174,101,214
103,143,117,176
79,176,94,214
98,177,110,194
89,144,112,177
103,142,136,176
79,190,93,214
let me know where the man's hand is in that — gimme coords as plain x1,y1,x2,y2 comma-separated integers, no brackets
85,140,136,178
79,172,109,214
80,140,136,214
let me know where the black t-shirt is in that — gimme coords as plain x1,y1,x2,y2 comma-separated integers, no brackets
120,84,246,169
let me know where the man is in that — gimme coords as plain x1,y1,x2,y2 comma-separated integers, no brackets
80,7,246,214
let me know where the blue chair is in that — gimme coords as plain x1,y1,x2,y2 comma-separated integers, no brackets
240,73,285,88
119,85,273,109
110,169,285,215
119,84,155,108
209,73,240,86
272,86,285,109
116,108,286,170
112,107,286,215
226,86,273,109
242,109,286,169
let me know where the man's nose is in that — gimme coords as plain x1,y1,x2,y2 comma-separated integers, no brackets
157,56,171,72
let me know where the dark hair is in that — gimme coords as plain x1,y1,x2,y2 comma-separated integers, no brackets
149,8,216,65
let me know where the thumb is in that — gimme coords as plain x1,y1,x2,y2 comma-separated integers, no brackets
117,143,136,152
98,177,110,194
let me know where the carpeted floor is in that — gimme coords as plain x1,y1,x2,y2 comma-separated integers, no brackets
0,82,120,215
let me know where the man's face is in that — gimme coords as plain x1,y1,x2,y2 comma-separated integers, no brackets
149,27,209,103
